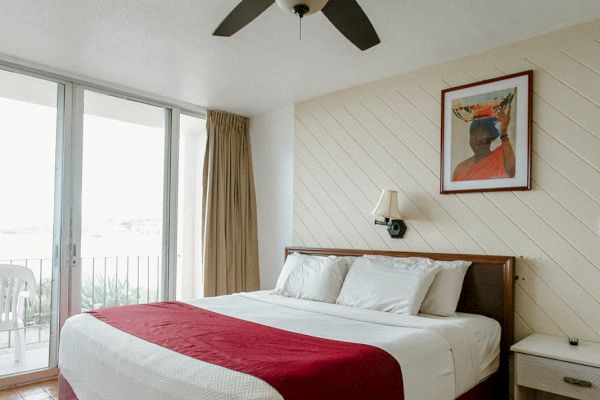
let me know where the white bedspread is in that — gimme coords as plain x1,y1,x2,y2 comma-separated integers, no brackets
59,291,499,400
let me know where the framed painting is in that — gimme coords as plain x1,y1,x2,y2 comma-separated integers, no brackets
440,70,532,194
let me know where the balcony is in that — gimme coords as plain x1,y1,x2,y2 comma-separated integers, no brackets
0,255,160,377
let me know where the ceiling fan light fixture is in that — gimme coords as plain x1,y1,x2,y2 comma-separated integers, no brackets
275,0,329,16
214,0,380,51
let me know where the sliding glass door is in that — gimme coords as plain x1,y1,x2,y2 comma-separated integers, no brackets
75,90,169,312
0,68,65,378
0,62,206,385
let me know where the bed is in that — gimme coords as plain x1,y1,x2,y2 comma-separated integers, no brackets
58,247,514,400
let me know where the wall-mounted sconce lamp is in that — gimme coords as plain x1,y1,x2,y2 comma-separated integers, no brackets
372,189,407,238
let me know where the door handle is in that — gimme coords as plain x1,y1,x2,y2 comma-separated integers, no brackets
71,244,80,268
563,377,592,388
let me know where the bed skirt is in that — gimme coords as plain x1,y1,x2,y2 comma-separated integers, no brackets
58,372,78,400
58,370,501,400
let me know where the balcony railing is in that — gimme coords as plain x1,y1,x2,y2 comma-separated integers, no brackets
0,255,161,352
81,255,161,311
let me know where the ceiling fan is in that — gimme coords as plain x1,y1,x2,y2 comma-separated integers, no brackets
213,0,380,51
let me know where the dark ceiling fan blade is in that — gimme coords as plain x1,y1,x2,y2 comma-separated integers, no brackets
321,0,380,51
213,0,275,37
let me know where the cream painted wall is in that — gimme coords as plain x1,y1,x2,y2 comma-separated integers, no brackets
250,106,294,289
294,20,600,342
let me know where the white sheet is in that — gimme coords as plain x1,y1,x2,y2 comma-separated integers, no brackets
420,312,501,380
59,291,499,400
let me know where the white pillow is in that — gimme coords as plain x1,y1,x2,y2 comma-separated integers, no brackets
273,252,350,303
336,256,440,315
418,258,471,316
365,255,472,316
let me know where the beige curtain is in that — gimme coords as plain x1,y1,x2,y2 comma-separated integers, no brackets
202,110,260,296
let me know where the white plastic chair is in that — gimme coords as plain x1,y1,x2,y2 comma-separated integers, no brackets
0,264,36,363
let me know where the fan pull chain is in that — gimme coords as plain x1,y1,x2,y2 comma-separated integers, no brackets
293,4,308,41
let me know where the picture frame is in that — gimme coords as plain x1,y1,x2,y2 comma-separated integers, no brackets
440,70,533,194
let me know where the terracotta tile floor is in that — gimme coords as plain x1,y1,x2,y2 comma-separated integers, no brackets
0,380,58,400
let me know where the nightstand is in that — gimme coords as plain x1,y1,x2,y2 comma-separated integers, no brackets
511,334,600,400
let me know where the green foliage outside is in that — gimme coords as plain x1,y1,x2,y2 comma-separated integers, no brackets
23,275,157,330
79,274,157,311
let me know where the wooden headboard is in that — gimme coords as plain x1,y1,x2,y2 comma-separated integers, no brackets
285,247,515,397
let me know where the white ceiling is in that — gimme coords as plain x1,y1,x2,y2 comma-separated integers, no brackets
1,1,600,116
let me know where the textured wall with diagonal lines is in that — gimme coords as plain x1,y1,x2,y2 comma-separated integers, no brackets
293,20,600,342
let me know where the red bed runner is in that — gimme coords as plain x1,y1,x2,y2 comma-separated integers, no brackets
89,301,404,400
